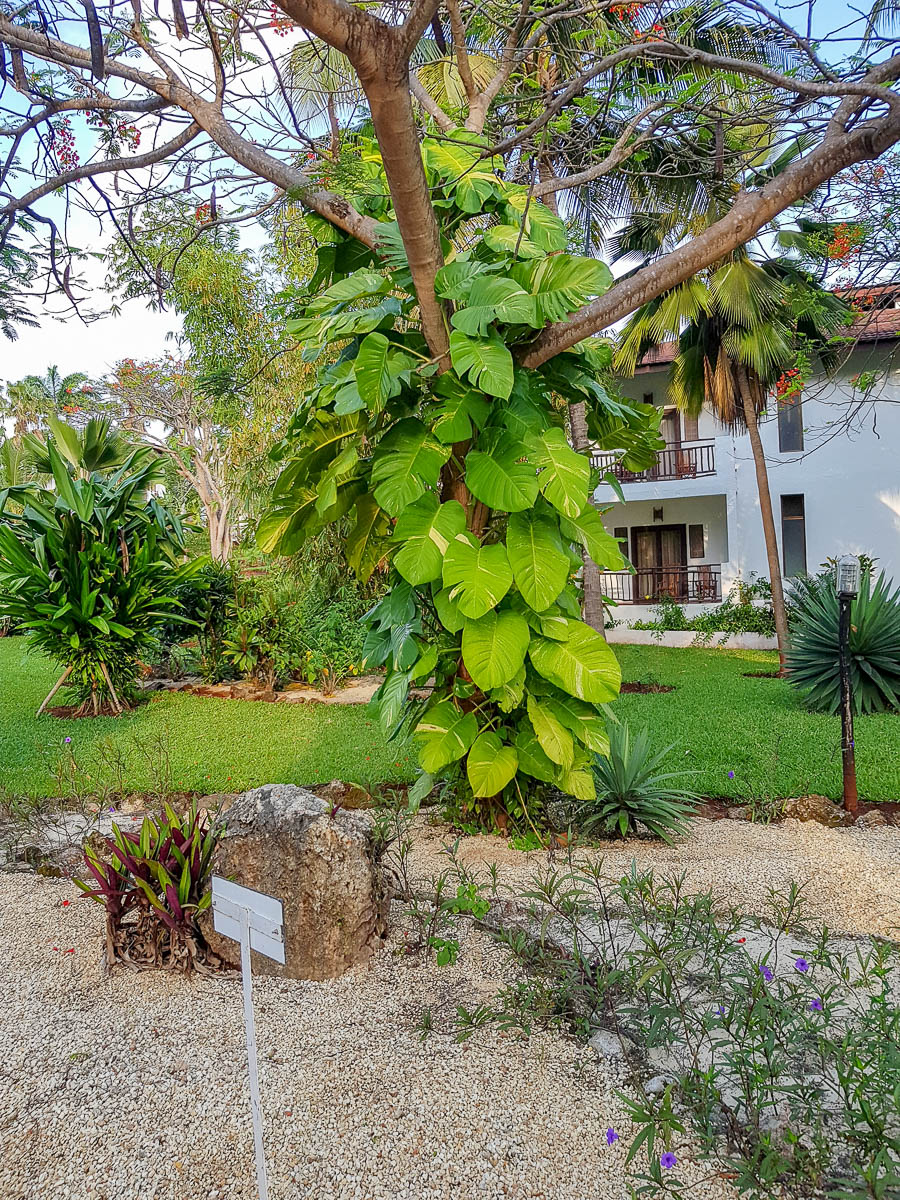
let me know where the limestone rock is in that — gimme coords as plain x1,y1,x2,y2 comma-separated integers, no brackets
589,1029,636,1059
202,784,387,980
781,794,842,826
315,779,374,810
855,809,889,829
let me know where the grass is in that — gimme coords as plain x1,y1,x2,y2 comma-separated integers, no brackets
1,637,897,803
614,644,900,803
0,638,417,799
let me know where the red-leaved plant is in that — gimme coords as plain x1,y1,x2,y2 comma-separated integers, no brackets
75,801,224,973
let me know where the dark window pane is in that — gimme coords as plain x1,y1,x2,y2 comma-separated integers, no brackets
778,395,804,452
683,413,699,441
643,392,655,406
613,526,627,543
689,524,705,558
781,494,807,576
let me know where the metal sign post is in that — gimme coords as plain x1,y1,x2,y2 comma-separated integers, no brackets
835,555,861,816
212,877,285,1200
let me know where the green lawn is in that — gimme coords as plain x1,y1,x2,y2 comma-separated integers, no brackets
1,638,897,802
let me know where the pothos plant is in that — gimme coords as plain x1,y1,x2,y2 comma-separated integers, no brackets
260,134,661,826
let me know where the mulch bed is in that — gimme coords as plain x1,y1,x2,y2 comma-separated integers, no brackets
742,671,781,679
620,680,676,694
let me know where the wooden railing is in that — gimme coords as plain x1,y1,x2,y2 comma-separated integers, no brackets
592,442,716,482
603,565,722,605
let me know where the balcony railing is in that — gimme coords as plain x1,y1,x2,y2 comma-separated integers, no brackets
592,442,716,483
603,565,722,605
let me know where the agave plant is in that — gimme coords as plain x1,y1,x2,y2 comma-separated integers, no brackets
577,723,699,843
75,801,224,973
786,572,900,714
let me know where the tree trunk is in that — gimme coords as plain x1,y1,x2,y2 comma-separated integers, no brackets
737,368,790,668
568,400,605,633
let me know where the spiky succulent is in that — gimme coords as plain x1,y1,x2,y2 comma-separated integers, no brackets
786,572,900,714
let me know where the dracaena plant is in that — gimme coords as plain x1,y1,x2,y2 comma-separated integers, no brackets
0,439,200,716
259,135,661,826
74,801,224,973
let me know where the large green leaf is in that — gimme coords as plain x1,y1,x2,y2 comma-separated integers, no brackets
423,142,498,213
514,726,557,783
370,418,451,516
305,269,390,314
451,277,536,336
501,186,568,251
533,427,590,518
489,662,526,712
430,375,490,445
528,619,621,703
526,695,574,768
354,332,412,411
449,330,514,400
461,609,530,690
511,255,613,324
416,701,479,772
466,732,518,797
346,494,391,582
372,669,411,734
442,535,513,619
545,694,610,755
392,495,467,585
433,585,465,633
506,509,570,611
560,506,626,570
465,434,539,513
483,224,544,259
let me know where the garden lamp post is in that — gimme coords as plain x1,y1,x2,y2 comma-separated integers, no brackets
836,555,861,815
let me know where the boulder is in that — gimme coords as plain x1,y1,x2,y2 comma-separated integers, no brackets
202,784,387,980
855,810,889,829
781,794,842,826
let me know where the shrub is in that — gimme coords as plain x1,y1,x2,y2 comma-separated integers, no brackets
577,723,698,841
158,558,236,682
74,800,223,973
0,443,198,715
786,571,900,713
630,578,777,642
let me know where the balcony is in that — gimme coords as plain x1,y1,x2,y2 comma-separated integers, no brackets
592,442,716,483
603,565,722,605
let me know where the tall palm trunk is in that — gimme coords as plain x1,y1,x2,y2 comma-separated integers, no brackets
569,400,605,633
736,367,790,667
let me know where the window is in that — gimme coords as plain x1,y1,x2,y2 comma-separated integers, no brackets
613,526,628,545
689,523,705,558
777,394,804,452
683,413,700,442
781,494,807,577
642,392,655,406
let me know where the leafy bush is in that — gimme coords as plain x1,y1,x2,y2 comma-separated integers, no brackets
222,580,304,688
158,558,236,682
630,578,777,642
786,571,900,713
74,800,223,973
0,443,197,715
578,723,698,841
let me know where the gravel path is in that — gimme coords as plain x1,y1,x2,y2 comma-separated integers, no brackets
409,815,900,940
0,873,733,1200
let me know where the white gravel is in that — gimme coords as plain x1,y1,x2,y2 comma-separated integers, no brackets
0,872,734,1200
409,814,900,939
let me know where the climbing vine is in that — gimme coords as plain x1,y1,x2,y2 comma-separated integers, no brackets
260,134,660,824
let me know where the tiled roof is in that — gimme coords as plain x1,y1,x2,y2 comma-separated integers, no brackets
636,309,900,369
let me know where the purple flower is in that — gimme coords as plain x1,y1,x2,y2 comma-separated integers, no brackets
727,770,735,779
64,736,72,744
715,1005,726,1016
809,998,824,1012
660,1152,677,1170
759,965,773,983
606,1128,619,1146
794,957,810,973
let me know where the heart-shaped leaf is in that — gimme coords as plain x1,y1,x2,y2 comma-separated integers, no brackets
528,619,621,703
466,732,518,797
461,608,530,690
442,535,513,619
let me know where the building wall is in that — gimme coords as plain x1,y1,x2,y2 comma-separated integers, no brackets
600,346,900,586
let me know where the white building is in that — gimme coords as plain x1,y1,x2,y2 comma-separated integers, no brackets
594,307,900,624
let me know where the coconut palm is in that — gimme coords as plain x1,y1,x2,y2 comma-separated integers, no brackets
615,255,850,664
1,365,94,435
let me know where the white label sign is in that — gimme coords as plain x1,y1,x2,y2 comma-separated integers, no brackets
210,876,285,1200
212,876,285,964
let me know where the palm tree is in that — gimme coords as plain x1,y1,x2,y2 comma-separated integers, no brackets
1,365,94,435
615,255,850,664
23,414,135,479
